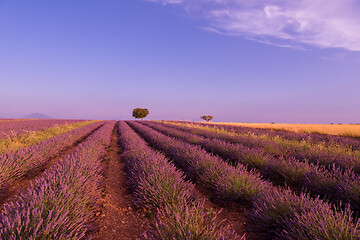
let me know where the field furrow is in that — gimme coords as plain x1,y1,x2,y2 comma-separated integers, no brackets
143,121,360,216
0,121,105,194
91,121,151,240
0,122,106,210
0,121,115,239
161,121,360,174
118,121,241,239
0,120,98,153
128,121,359,239
0,119,85,140
196,122,360,150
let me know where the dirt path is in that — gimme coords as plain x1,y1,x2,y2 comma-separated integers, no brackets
190,187,246,237
91,123,150,240
0,124,103,209
192,186,257,239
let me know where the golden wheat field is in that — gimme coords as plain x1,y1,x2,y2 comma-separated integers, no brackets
207,122,360,138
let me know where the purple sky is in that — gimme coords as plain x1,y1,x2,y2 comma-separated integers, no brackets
1,0,359,123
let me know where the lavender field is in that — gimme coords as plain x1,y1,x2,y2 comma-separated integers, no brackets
0,119,85,139
0,119,359,239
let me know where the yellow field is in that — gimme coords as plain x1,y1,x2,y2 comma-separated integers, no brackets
0,120,97,153
206,122,360,138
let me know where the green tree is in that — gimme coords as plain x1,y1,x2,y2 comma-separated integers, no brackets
200,115,213,122
132,108,149,120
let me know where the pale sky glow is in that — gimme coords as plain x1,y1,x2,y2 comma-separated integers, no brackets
148,0,360,51
0,0,359,123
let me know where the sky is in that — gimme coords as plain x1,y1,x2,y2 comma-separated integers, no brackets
0,0,359,123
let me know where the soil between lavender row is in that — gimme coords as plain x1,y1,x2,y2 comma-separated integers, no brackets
91,122,151,240
0,123,103,209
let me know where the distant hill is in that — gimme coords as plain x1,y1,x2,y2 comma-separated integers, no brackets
23,113,51,119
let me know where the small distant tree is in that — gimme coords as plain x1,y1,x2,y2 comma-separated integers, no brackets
132,108,149,120
201,115,213,122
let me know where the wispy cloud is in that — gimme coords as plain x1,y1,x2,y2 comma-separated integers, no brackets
147,0,360,51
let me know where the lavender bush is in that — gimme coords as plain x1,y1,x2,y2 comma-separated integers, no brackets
196,121,360,150
0,121,115,239
143,121,360,215
0,119,85,139
0,121,105,191
146,199,243,240
128,121,360,239
118,121,240,239
248,190,359,240
127,121,269,206
162,121,360,174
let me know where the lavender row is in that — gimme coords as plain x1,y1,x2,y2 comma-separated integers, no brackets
193,121,360,150
0,121,105,191
0,119,85,139
118,121,239,239
144,121,360,216
128,121,360,239
0,121,115,239
162,121,360,175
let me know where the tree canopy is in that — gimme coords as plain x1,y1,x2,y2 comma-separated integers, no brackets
201,115,213,122
132,108,149,120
